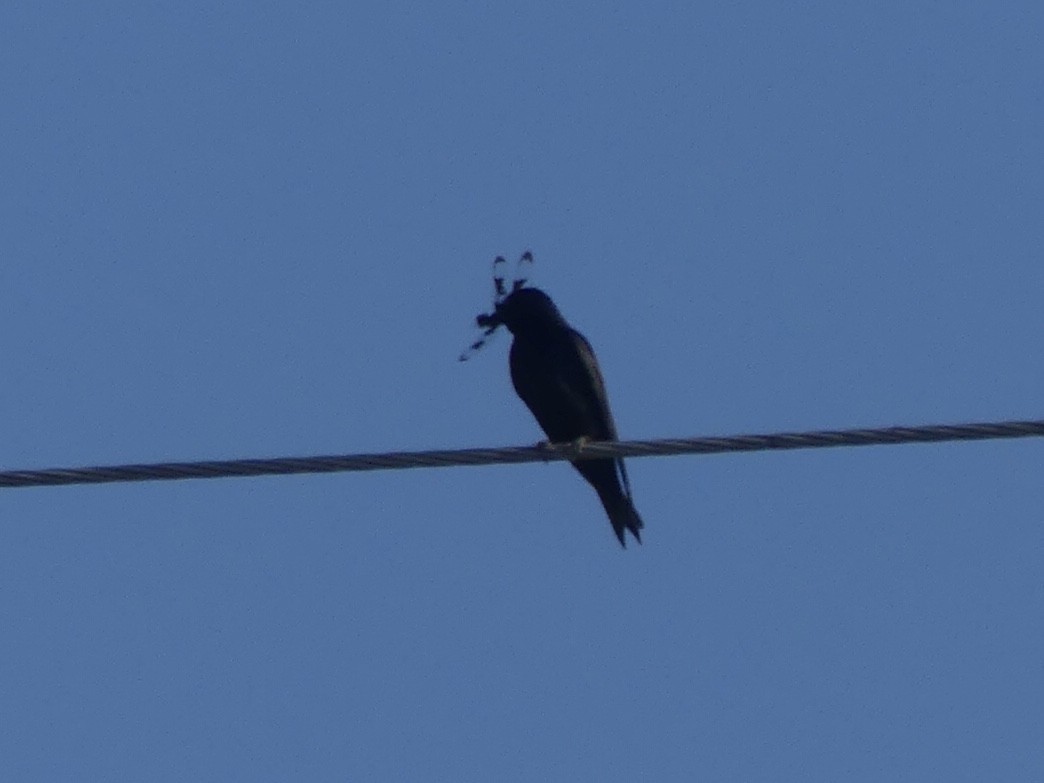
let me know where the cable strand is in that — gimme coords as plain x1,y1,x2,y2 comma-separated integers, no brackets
1,418,1041,490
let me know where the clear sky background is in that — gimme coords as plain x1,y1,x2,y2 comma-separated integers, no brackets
2,2,1043,780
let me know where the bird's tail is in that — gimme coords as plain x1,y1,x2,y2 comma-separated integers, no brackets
600,491,644,548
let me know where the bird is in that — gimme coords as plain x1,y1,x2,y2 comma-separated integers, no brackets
462,253,644,547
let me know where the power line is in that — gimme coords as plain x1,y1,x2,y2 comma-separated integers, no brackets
1,418,1041,490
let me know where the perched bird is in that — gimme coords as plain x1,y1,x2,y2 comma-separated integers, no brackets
461,253,644,547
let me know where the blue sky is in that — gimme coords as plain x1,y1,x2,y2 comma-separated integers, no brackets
2,2,1043,780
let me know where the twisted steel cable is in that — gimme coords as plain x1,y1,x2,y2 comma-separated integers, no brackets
1,418,1041,490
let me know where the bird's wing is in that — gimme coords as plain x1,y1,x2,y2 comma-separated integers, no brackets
563,328,618,441
559,329,630,499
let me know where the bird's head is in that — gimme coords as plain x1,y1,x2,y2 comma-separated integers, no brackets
479,287,566,338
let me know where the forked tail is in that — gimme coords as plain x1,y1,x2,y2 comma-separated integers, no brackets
601,491,644,548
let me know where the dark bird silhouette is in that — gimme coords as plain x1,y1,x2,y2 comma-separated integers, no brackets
462,253,644,547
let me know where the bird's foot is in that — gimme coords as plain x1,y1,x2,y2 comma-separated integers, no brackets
559,436,591,459
533,439,555,462
533,437,590,461
570,435,590,449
